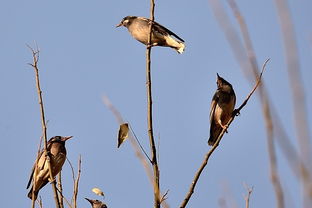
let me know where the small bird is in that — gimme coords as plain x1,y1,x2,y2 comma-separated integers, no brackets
26,136,73,200
208,74,236,146
116,16,185,54
85,198,108,208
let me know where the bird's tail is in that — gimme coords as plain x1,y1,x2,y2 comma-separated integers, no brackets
208,126,222,146
27,187,38,200
165,36,185,54
208,135,216,146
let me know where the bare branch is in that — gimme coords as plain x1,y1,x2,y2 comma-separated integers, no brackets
146,1,161,207
73,156,82,208
28,45,61,208
243,183,253,208
58,173,64,208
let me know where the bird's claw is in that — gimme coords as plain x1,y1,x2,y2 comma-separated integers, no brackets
233,109,240,116
48,178,56,184
221,124,229,133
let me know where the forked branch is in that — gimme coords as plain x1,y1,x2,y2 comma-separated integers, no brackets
28,45,61,208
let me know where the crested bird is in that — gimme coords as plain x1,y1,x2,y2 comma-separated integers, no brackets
208,74,236,146
85,198,108,208
116,16,185,54
26,136,73,200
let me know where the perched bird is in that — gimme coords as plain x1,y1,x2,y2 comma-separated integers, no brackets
26,136,73,200
208,74,236,146
85,198,108,208
116,16,185,54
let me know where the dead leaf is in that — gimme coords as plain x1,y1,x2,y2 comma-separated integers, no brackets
118,123,129,148
92,187,104,196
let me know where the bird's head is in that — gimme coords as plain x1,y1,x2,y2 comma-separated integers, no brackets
216,73,233,93
116,16,137,28
85,198,107,208
48,136,73,144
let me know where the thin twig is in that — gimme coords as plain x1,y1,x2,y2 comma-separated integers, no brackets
67,157,76,186
73,156,82,208
28,45,61,208
179,59,268,208
243,183,253,208
129,124,152,162
55,187,73,208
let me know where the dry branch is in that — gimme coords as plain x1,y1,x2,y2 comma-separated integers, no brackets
146,1,161,207
243,183,253,208
28,45,61,208
58,173,64,208
179,59,269,208
73,156,82,208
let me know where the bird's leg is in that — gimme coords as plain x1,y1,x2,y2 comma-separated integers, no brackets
218,119,228,133
48,177,56,183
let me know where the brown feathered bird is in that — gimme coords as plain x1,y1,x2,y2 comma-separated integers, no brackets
26,136,73,200
116,16,185,53
208,74,236,146
85,198,108,208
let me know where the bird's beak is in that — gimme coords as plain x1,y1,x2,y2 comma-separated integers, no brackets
116,22,123,27
85,198,93,204
62,136,73,141
216,73,221,79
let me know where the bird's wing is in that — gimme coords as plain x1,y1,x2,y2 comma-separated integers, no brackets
137,17,184,42
209,92,218,125
208,92,222,145
26,150,46,189
153,21,185,42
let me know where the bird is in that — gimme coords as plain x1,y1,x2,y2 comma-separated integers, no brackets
85,198,108,208
26,136,73,200
208,74,236,146
116,16,185,54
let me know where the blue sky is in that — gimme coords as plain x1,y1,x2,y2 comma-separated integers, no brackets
0,0,311,207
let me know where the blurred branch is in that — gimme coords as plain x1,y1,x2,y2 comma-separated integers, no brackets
28,45,61,208
209,1,287,207
274,0,312,205
146,0,161,208
179,60,268,208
